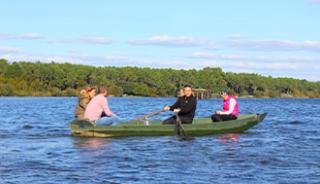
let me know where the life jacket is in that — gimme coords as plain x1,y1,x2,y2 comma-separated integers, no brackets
223,96,239,116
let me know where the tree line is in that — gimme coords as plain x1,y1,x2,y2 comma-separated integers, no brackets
0,59,319,98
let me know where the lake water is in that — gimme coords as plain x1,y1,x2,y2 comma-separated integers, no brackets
0,97,320,184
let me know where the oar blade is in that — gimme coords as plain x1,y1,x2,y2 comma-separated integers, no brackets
177,136,194,141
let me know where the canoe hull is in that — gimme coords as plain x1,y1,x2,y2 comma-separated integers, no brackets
70,113,267,138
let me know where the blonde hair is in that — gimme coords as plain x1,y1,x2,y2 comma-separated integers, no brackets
80,86,96,97
178,89,184,97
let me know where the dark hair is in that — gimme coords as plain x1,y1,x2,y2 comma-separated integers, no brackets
183,84,193,89
99,86,107,94
220,90,231,96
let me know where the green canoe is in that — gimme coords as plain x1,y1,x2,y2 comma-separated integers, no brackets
69,113,267,138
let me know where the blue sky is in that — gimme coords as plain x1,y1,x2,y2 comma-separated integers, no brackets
0,0,320,81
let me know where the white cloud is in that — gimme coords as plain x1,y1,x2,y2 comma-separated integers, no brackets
68,54,130,64
0,32,44,40
103,55,130,61
191,52,248,60
188,51,320,79
81,36,113,44
198,60,298,70
69,53,190,67
0,32,114,45
19,32,44,40
128,35,215,48
227,36,320,52
0,46,22,53
48,36,114,45
69,53,306,71
0,33,11,39
129,34,320,53
0,53,80,64
309,0,320,3
190,51,320,62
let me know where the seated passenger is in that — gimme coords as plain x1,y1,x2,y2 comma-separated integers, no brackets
211,91,239,122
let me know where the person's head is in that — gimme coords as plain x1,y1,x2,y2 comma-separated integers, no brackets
220,90,229,101
98,86,108,96
81,86,96,98
183,84,193,97
86,86,96,98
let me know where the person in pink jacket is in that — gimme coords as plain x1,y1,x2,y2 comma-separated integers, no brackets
211,90,239,122
84,86,120,125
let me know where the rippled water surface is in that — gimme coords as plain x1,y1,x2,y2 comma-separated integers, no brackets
1,97,320,184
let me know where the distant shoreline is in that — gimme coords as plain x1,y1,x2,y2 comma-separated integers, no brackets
1,60,319,98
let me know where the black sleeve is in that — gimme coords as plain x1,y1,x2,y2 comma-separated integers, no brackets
178,97,197,115
169,97,181,111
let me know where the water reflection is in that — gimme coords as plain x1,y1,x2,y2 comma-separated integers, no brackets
218,133,240,143
73,138,112,149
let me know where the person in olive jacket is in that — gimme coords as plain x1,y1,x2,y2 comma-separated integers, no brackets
75,86,96,119
162,84,197,124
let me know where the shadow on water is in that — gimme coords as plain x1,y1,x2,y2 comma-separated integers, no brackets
22,124,34,129
288,120,305,125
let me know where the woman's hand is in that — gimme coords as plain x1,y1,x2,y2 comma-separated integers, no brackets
163,106,171,111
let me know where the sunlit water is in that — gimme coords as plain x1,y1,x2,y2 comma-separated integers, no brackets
1,97,320,184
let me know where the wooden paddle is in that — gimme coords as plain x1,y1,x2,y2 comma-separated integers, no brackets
132,109,166,124
175,112,194,141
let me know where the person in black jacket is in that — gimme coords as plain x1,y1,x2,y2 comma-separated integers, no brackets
162,84,197,124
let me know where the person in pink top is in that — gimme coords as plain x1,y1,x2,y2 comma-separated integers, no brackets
84,86,120,125
211,90,239,122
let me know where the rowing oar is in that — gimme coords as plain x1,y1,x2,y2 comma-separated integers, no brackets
132,109,166,124
175,112,194,141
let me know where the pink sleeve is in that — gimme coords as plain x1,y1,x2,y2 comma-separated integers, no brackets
100,96,113,116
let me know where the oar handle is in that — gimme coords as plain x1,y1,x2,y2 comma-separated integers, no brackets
133,109,166,122
144,109,166,119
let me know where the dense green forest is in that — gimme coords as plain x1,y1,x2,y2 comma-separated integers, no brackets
0,59,319,98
